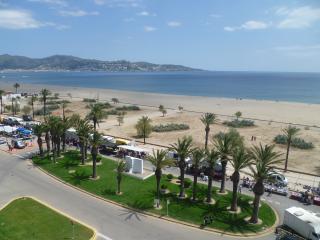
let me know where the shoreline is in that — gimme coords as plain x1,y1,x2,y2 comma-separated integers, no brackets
1,82,320,126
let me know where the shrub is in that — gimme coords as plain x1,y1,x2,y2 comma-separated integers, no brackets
83,98,96,103
96,155,102,163
152,123,190,132
161,184,168,190
274,135,314,149
34,104,60,115
167,174,173,181
223,119,255,128
116,105,140,111
106,109,119,115
184,179,192,188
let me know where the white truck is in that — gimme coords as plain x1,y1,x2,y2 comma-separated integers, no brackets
282,207,320,240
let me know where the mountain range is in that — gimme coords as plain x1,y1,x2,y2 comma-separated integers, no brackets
0,54,200,72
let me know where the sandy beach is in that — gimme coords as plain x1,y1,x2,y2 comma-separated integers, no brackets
1,82,320,175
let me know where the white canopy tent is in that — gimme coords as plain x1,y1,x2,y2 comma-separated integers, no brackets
0,125,17,133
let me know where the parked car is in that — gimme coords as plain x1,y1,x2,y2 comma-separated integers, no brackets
268,171,288,186
11,139,26,149
22,115,33,121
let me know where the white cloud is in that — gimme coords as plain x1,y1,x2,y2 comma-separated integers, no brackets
0,9,45,29
94,0,141,8
0,9,68,30
59,10,99,17
123,17,135,22
276,6,320,29
224,20,270,32
210,13,221,18
137,11,156,17
28,0,68,7
167,21,182,27
144,26,156,32
272,44,320,57
224,26,235,32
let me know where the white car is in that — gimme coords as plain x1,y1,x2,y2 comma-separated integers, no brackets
268,171,288,186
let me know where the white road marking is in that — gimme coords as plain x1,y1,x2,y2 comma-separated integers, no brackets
267,199,273,203
97,232,113,240
275,201,280,205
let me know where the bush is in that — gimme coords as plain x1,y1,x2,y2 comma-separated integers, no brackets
223,119,255,128
184,179,192,188
83,98,96,103
274,135,314,149
152,123,190,132
34,104,60,116
116,105,140,111
167,174,173,181
106,109,119,115
161,184,168,190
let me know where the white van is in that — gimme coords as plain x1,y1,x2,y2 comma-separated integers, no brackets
283,207,320,240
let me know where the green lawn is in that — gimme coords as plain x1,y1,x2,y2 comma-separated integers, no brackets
33,151,276,234
0,197,94,240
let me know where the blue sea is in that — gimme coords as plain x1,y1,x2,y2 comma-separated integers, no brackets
1,71,320,104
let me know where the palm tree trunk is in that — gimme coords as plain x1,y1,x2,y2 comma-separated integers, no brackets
117,175,121,194
43,99,46,117
80,144,85,165
37,137,43,157
62,133,66,152
204,127,209,150
32,102,34,119
57,138,61,157
155,169,161,204
179,166,185,198
52,143,56,164
207,175,213,203
220,160,227,193
230,180,239,212
284,140,291,172
250,194,261,224
0,97,2,114
92,150,97,179
84,142,88,159
192,170,198,201
45,132,51,155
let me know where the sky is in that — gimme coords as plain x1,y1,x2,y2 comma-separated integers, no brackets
0,0,320,72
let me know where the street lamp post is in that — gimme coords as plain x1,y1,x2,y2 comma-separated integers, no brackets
166,199,170,216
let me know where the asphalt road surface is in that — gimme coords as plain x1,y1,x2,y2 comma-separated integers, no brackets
0,150,318,240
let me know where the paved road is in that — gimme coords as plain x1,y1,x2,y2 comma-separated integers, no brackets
0,150,318,240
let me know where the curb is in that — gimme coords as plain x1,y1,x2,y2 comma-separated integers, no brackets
32,159,279,238
0,196,97,240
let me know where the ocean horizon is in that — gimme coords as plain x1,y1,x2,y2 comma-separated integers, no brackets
1,71,320,104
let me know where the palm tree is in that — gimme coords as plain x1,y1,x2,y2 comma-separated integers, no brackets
76,119,93,164
33,124,44,157
116,160,126,194
43,122,51,156
235,111,242,121
229,147,252,211
248,144,283,224
90,131,102,179
169,136,193,198
200,113,217,149
87,103,107,131
29,95,38,119
205,148,220,203
40,89,51,117
214,130,242,193
0,90,4,114
148,149,173,207
282,125,300,171
11,97,15,116
135,116,152,144
13,83,20,93
191,148,205,201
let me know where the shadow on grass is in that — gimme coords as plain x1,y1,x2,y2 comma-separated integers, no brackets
57,158,79,169
68,170,90,185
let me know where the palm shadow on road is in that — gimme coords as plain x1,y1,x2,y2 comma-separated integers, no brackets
118,209,146,222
